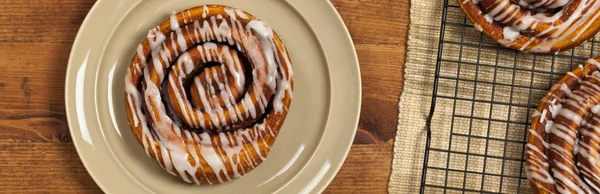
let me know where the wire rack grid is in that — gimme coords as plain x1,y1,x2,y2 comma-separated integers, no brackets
418,0,600,193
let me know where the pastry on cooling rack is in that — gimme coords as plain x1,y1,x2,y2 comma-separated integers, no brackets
456,0,600,53
123,4,294,184
526,57,600,193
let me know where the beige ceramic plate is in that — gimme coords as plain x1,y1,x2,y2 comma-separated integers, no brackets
65,0,360,193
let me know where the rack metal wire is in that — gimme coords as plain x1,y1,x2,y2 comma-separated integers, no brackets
419,0,600,193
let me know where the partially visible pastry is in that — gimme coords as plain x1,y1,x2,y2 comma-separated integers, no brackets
527,58,600,193
457,0,600,53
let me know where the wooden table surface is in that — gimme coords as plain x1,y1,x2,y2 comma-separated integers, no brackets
0,0,408,193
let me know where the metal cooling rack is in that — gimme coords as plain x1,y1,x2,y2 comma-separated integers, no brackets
419,0,600,193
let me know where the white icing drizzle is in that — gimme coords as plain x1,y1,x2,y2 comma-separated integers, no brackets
589,59,600,70
170,11,180,30
568,72,583,83
474,24,483,32
548,73,600,192
468,0,600,52
503,26,520,42
533,110,542,117
124,6,293,184
577,112,600,192
526,61,600,193
561,83,573,97
529,64,600,193
202,5,209,18
484,14,494,23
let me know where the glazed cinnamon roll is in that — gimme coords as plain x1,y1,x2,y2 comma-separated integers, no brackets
457,0,600,53
527,58,600,193
124,5,293,184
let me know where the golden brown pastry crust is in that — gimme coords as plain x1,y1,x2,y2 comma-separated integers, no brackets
527,58,600,193
457,0,600,53
123,4,293,184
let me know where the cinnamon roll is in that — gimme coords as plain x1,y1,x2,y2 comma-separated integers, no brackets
457,0,600,53
123,5,294,184
527,58,600,193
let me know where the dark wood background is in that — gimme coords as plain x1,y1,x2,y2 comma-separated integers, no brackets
0,0,408,193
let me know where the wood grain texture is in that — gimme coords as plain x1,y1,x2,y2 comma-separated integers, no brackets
0,143,390,193
332,0,408,143
0,43,71,143
354,44,406,144
0,143,101,193
0,0,95,43
324,144,394,194
330,0,408,45
0,0,408,192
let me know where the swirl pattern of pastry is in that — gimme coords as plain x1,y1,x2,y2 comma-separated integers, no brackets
457,0,600,53
527,58,600,193
124,5,293,184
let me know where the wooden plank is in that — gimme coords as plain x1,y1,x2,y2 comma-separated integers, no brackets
0,143,101,193
325,144,393,194
0,44,405,143
0,43,71,143
0,0,95,43
0,0,408,192
0,143,391,193
355,44,405,144
331,0,409,143
331,0,409,45
0,43,403,144
0,0,409,45
0,0,409,144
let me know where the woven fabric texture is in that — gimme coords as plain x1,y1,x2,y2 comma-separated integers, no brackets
389,0,600,193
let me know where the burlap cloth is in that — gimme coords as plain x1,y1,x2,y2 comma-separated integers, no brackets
388,0,600,193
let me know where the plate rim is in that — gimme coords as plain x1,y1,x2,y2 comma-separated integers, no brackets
65,0,361,193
